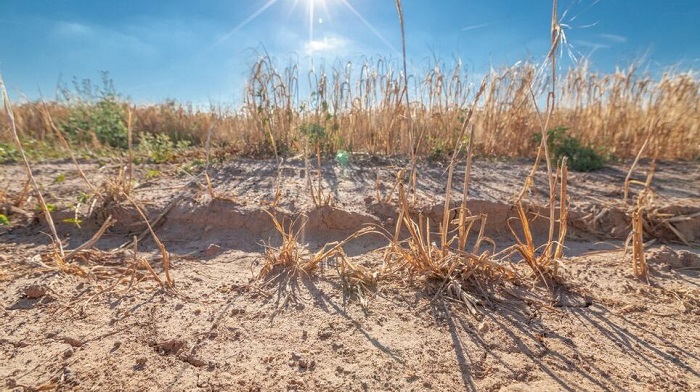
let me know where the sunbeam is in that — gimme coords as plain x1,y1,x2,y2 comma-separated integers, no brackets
211,0,397,56
337,0,399,55
211,0,279,47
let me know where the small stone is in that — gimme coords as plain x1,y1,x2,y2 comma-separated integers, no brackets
62,337,83,347
62,367,73,381
203,244,223,257
477,321,489,335
23,285,47,299
63,347,74,358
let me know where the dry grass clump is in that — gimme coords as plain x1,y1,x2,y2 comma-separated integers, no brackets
257,210,375,282
385,184,515,316
508,158,569,283
256,210,379,310
384,94,517,314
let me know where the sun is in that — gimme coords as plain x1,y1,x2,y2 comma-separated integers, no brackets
213,0,396,55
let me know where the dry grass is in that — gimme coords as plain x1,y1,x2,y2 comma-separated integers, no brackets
255,210,377,309
385,183,515,316
2,59,697,161
257,211,374,281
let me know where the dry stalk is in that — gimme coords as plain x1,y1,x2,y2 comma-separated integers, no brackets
121,192,174,288
625,155,656,278
554,158,569,261
624,131,653,205
204,171,216,198
64,215,115,261
457,126,477,251
303,140,331,207
631,209,648,278
1,74,64,257
442,79,487,250
393,0,417,204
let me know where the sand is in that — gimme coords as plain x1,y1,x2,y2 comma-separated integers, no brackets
1,156,699,391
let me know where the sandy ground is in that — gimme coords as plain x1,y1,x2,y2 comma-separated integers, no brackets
1,155,699,391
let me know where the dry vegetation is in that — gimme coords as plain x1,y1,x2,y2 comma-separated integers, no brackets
0,0,696,342
1,1,699,390
2,60,698,161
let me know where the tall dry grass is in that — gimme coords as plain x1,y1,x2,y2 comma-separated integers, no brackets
2,59,698,160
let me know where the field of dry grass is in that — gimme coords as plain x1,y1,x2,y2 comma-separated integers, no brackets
3,60,698,161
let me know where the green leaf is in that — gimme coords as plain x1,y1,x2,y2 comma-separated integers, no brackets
62,218,82,227
54,173,66,184
36,203,57,213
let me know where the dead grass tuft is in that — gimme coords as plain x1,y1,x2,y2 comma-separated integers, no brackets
385,183,515,317
257,210,375,285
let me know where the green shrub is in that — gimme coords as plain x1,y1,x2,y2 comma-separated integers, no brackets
59,72,129,149
299,122,327,153
299,122,325,143
534,126,605,172
0,142,19,163
138,133,190,163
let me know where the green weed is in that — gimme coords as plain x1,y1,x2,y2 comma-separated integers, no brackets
534,126,605,172
59,72,129,149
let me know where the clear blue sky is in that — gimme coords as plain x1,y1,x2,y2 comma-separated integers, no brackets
1,0,698,104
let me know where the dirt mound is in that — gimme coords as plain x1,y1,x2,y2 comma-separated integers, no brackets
646,245,700,270
568,202,700,243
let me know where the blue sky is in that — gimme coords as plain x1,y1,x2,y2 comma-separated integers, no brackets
1,0,698,104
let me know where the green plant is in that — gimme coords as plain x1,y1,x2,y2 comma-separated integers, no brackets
534,126,605,172
59,72,129,149
180,159,205,175
0,142,19,162
145,169,162,179
0,140,70,162
299,122,326,148
53,173,66,184
35,203,57,213
62,217,83,227
138,133,172,163
138,133,190,163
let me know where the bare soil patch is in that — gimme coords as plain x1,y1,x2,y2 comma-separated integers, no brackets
1,157,699,391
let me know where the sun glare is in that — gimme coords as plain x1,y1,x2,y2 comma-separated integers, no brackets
306,0,330,43
213,0,396,55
